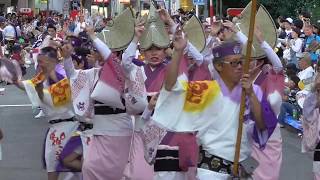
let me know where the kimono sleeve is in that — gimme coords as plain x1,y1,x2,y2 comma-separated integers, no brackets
303,93,319,121
92,38,112,61
121,41,138,75
251,85,278,148
22,80,41,108
260,41,283,73
185,42,204,66
152,74,188,130
124,66,148,115
63,57,77,79
301,93,320,152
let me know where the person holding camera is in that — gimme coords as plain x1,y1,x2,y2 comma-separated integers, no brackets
313,23,320,36
286,27,304,66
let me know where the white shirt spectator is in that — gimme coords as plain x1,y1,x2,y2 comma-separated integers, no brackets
73,21,86,36
15,25,21,37
285,29,293,37
298,66,315,81
3,24,16,39
33,19,39,27
289,38,303,58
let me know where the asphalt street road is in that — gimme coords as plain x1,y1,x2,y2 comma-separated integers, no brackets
0,68,314,180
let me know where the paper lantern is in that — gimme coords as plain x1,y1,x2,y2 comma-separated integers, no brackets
119,0,130,3
180,0,194,12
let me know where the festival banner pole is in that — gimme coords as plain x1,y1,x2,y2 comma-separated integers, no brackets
209,0,214,20
80,0,84,15
232,0,258,177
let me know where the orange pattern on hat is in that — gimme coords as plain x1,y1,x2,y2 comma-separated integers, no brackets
182,80,220,113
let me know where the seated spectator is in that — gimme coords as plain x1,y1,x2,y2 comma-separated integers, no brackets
293,19,305,38
286,63,300,85
293,19,304,29
303,24,320,63
277,17,287,39
299,11,311,23
286,28,303,66
298,53,315,82
313,23,320,36
279,63,301,127
279,86,300,127
316,60,320,73
284,18,293,37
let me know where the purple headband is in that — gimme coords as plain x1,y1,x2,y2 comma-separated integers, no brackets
46,17,55,24
71,37,82,47
71,53,82,62
71,53,89,69
212,41,242,61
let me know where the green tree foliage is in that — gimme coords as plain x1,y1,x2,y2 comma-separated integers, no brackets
311,6,320,23
222,0,320,21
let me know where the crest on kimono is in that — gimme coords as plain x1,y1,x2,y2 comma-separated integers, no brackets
31,71,46,85
48,78,72,107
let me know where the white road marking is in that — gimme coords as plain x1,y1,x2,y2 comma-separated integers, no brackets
0,104,32,107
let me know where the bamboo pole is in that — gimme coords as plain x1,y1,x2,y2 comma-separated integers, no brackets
232,0,258,177
80,0,84,15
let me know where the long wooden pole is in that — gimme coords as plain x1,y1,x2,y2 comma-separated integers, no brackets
232,0,258,177
80,0,84,15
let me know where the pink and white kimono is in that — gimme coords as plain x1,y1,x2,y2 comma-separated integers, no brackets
64,37,152,180
150,70,276,180
251,67,284,180
302,93,320,180
0,53,79,176
22,78,78,174
236,32,284,180
122,41,208,180
251,42,284,180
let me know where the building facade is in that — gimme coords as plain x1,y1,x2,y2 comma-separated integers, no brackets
0,0,208,20
0,0,12,14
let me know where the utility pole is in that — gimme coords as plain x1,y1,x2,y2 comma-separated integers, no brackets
196,4,198,17
215,0,218,17
47,0,50,17
219,0,222,17
102,0,106,17
168,0,171,14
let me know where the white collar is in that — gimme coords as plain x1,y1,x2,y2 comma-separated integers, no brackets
303,66,314,72
298,66,314,77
